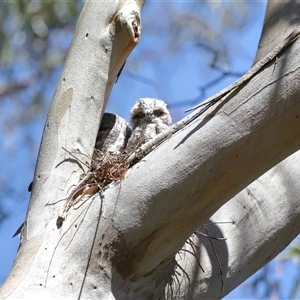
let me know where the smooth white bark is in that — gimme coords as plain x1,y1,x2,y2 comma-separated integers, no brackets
174,1,300,297
0,0,143,299
172,151,300,299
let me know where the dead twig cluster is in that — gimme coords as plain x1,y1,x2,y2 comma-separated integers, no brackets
57,148,133,224
91,149,130,188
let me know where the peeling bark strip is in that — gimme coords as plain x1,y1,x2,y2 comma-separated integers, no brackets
55,88,73,126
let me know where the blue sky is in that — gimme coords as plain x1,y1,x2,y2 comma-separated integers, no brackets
1,1,299,298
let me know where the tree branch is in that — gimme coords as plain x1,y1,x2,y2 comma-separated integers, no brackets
174,150,300,298
111,36,300,281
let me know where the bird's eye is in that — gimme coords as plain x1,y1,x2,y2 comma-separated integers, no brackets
133,111,145,119
154,109,164,117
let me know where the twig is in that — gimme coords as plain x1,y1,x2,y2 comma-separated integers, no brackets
185,26,300,112
62,146,90,169
186,237,205,273
57,171,94,226
203,224,224,293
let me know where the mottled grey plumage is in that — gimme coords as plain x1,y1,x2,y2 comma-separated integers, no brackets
95,113,131,153
127,98,171,150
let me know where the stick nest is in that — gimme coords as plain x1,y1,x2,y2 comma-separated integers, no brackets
59,142,144,221
91,149,130,188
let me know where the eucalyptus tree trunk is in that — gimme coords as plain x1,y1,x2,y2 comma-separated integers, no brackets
1,1,300,299
0,1,144,299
